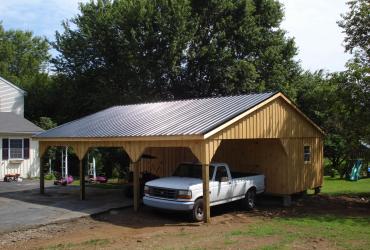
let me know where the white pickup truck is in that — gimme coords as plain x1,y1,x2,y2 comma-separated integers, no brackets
143,162,265,221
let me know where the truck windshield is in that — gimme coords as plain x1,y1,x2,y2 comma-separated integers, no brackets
173,164,214,179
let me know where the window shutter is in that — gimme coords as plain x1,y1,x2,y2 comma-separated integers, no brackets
2,139,9,160
23,138,30,159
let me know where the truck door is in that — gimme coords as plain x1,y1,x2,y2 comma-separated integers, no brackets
211,165,232,202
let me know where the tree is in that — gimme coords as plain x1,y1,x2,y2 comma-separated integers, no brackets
0,23,50,86
295,0,370,177
0,23,56,123
36,117,58,130
338,0,370,156
295,70,368,177
52,0,301,122
295,72,344,174
177,0,300,98
337,0,369,59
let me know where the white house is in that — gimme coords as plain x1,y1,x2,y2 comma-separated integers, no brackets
0,76,43,180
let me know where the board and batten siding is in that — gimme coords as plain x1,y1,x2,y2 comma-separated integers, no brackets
209,97,322,140
0,136,40,179
130,96,324,195
0,79,24,116
135,138,322,195
207,96,324,194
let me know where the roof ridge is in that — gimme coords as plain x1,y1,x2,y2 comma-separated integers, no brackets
35,91,279,138
112,91,278,108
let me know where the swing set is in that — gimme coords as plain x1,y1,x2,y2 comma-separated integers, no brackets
54,146,74,185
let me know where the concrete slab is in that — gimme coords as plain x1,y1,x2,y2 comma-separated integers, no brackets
0,180,132,233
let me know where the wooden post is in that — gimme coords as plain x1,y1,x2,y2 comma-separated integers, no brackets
80,159,85,200
40,161,45,194
133,161,140,211
202,164,210,223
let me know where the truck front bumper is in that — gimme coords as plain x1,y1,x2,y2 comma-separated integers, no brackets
143,196,194,211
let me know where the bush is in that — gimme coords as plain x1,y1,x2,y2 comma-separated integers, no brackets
44,173,56,180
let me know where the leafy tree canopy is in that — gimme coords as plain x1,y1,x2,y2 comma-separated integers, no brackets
295,0,370,175
0,22,57,124
338,0,369,58
0,22,50,86
52,0,301,122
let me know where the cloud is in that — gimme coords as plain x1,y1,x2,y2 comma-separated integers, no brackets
280,0,351,72
0,0,87,39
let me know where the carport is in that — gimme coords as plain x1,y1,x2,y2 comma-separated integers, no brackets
35,92,324,223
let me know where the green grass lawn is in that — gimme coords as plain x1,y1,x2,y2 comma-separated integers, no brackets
224,176,370,250
321,176,370,197
224,215,370,250
40,175,369,250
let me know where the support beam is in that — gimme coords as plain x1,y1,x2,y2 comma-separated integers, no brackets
202,164,210,223
40,161,45,194
132,161,140,211
80,159,85,200
39,142,48,195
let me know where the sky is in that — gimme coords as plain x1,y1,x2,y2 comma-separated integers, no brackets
0,0,351,72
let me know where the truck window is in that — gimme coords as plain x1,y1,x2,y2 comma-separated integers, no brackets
215,166,228,181
173,163,214,179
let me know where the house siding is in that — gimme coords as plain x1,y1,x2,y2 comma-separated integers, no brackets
0,136,40,180
0,79,24,116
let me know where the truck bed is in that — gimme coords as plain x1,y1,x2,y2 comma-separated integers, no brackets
231,171,261,178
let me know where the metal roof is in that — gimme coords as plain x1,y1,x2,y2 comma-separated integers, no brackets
36,92,277,138
0,112,43,134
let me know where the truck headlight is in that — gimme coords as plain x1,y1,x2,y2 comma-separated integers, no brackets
177,190,192,199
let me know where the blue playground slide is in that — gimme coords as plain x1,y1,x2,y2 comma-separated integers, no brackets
349,159,362,181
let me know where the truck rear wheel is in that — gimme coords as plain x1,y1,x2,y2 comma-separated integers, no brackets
242,189,256,210
192,198,204,222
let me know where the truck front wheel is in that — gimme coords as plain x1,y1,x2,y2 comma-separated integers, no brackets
242,189,256,210
192,198,204,222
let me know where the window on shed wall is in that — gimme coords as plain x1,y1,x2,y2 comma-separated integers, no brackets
304,145,311,163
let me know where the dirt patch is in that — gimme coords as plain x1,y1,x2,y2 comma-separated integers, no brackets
1,194,369,250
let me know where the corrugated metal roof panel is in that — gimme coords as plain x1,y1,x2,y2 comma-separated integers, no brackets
36,92,277,138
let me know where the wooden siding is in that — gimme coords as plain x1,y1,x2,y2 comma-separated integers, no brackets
212,139,288,194
0,137,40,179
133,138,323,195
210,97,323,140
0,79,24,115
134,147,197,177
212,139,322,194
38,94,324,196
281,138,323,194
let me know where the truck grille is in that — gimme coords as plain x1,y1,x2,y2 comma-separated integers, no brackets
149,187,177,199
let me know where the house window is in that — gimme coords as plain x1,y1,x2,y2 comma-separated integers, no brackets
2,139,30,160
304,145,311,163
9,139,23,159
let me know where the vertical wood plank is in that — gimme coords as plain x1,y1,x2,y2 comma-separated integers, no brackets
80,159,85,200
40,160,44,194
133,161,140,211
202,163,210,223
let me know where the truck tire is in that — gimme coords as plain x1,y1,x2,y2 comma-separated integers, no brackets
242,189,256,210
192,198,204,222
